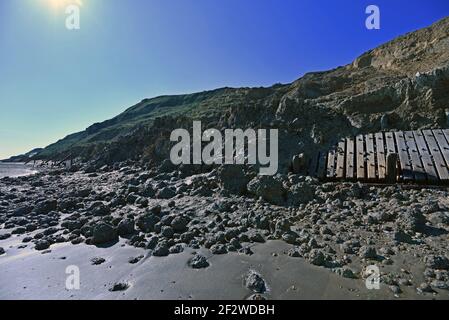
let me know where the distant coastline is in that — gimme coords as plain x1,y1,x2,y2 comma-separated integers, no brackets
0,162,38,179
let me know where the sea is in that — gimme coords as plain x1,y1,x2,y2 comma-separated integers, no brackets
0,162,38,178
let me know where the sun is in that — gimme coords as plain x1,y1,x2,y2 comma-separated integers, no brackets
44,0,83,10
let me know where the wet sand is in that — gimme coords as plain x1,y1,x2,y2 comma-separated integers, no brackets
0,236,428,300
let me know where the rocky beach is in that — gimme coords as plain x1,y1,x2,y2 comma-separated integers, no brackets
1,15,449,300
1,162,449,299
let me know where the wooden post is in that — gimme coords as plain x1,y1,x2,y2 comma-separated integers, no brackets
292,153,306,174
386,153,398,183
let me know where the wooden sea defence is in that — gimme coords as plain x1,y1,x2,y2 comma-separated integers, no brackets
306,129,449,184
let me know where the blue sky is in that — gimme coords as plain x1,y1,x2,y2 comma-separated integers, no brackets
0,0,448,159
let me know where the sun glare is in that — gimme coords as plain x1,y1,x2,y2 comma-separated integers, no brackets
44,0,83,10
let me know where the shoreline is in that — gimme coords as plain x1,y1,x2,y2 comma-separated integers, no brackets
0,162,40,179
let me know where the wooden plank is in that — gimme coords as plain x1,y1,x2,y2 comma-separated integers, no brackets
326,148,336,178
345,137,355,180
316,151,327,179
442,129,449,145
365,133,376,180
413,130,438,182
356,134,365,180
385,132,396,154
433,129,449,177
422,130,449,181
394,131,413,181
335,139,346,179
404,131,426,181
375,132,386,180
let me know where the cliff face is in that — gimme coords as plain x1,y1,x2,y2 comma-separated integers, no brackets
38,17,449,171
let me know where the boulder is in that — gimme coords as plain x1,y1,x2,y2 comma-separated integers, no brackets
117,218,135,236
136,214,160,233
91,222,118,245
217,165,249,195
34,199,57,214
170,215,189,232
247,175,286,205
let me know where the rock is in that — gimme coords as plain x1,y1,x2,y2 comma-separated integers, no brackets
91,257,106,265
368,211,393,223
146,236,159,250
152,241,169,256
247,294,267,300
428,212,449,225
392,230,413,244
0,233,11,240
247,175,286,205
431,280,449,290
71,237,84,245
13,206,33,216
161,226,174,238
22,236,33,243
128,255,144,264
239,247,254,256
359,246,378,260
180,232,195,243
308,249,326,266
417,282,435,294
389,285,402,295
117,218,135,236
34,239,50,251
275,218,291,233
334,267,357,279
109,282,129,292
161,215,174,226
399,209,426,233
0,247,5,255
89,202,110,216
74,188,91,198
11,227,26,235
210,244,227,254
140,182,156,197
91,222,118,245
158,159,176,173
43,227,58,236
169,244,184,254
288,247,301,257
340,240,360,254
135,197,149,208
136,214,160,233
156,187,176,199
126,192,139,204
59,199,77,211
229,238,242,250
248,231,265,243
145,204,159,214
425,255,449,270
244,271,266,293
34,199,57,214
188,254,209,269
282,231,298,244
287,182,315,206
217,165,249,195
170,215,189,232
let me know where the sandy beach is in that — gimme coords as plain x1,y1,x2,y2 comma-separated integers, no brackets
0,236,411,300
